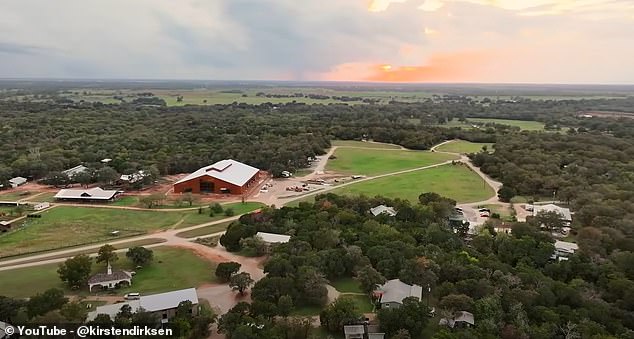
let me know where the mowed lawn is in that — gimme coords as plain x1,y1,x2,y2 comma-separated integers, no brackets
327,148,457,176
331,140,401,149
331,164,494,203
0,247,215,298
436,140,494,154
468,118,545,131
0,203,264,258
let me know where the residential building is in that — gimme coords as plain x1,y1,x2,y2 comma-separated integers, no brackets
173,159,261,195
369,205,397,217
88,263,132,292
552,240,579,261
87,288,199,323
120,170,147,184
375,279,422,309
439,311,475,328
54,187,120,202
8,177,27,188
256,232,291,244
62,165,89,178
532,204,572,223
344,325,385,339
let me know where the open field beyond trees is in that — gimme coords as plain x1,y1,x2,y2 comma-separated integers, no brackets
0,202,264,258
329,163,494,203
327,148,457,176
435,140,495,154
468,118,546,130
0,247,215,298
330,140,401,149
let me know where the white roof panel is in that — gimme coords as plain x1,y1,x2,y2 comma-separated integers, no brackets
54,187,118,200
378,279,422,304
175,159,259,187
256,232,291,244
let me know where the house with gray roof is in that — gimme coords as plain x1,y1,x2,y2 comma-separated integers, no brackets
9,177,27,188
532,204,572,223
88,263,132,292
369,205,397,217
54,187,120,202
440,311,475,328
87,288,199,323
62,165,89,178
375,279,422,309
256,232,291,244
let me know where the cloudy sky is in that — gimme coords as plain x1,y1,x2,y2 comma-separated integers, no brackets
0,0,632,83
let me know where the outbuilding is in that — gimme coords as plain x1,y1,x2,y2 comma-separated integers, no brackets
8,177,27,188
174,159,261,195
54,187,120,202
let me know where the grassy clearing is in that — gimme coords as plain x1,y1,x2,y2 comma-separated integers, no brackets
331,164,494,203
0,191,35,201
175,220,234,238
111,196,139,206
340,295,374,313
436,140,494,154
331,277,363,293
0,238,166,267
468,118,545,130
24,192,57,203
0,246,215,298
327,148,457,176
0,203,263,257
291,305,323,316
331,140,401,149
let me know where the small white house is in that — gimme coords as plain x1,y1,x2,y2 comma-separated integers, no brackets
552,240,579,261
8,177,27,188
256,232,291,244
375,279,422,309
370,205,397,217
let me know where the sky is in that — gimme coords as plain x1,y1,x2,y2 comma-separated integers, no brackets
0,0,632,83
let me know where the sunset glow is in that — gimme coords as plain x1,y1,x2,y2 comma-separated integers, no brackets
0,0,631,83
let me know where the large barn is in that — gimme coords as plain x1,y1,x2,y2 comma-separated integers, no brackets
173,159,261,195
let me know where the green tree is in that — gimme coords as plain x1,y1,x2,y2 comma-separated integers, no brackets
96,166,119,185
240,236,268,256
277,295,294,317
357,265,386,294
183,192,197,207
215,262,242,283
60,302,87,322
319,297,361,333
126,246,154,267
26,288,68,318
96,244,118,265
378,297,429,338
230,272,254,295
498,185,517,203
57,254,92,288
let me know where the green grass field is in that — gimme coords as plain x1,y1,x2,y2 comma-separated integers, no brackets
331,278,363,293
0,191,35,201
175,221,234,238
331,140,401,149
327,148,457,176
468,118,545,130
0,202,264,257
330,163,494,203
436,140,494,154
339,295,374,313
0,247,215,298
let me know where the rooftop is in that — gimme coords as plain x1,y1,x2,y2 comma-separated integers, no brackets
62,165,89,177
88,270,132,284
175,159,259,187
87,288,198,321
377,279,422,304
533,204,572,221
555,240,579,254
54,187,119,200
256,232,291,244
9,177,27,184
370,205,397,217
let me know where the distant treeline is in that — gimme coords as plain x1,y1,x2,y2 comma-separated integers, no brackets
1,97,633,185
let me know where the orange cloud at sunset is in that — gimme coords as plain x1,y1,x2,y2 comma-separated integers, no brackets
322,50,490,82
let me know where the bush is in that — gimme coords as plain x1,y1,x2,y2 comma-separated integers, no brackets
211,203,224,214
224,208,235,217
215,262,241,283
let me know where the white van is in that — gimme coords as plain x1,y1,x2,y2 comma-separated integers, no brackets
124,293,140,300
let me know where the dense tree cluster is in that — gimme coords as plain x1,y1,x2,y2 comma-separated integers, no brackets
3,95,631,183
471,131,634,255
216,193,634,338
